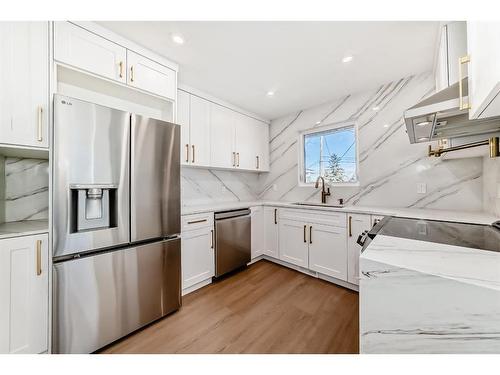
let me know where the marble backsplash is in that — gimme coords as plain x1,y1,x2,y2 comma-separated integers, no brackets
483,157,500,217
257,72,484,212
1,157,49,222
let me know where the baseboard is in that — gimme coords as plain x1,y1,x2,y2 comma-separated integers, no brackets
262,255,359,292
182,278,212,296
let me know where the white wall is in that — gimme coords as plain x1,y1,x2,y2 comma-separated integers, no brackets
258,72,484,212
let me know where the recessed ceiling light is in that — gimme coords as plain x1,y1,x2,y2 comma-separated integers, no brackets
416,121,431,127
372,106,380,111
266,91,275,97
316,121,322,125
342,55,353,63
383,124,389,128
171,34,185,45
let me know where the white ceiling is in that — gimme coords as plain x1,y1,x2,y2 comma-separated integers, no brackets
98,21,440,120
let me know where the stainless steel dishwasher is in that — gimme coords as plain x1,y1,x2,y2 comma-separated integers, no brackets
214,208,251,277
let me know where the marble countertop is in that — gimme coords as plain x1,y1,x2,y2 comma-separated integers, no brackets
361,234,500,291
182,201,498,225
0,219,49,240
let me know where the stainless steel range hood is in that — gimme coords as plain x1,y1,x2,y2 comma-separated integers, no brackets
404,79,500,143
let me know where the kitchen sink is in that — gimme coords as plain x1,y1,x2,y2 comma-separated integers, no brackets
292,202,345,208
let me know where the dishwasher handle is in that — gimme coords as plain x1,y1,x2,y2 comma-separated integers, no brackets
214,209,251,220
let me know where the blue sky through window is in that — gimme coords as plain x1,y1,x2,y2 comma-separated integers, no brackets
304,125,357,184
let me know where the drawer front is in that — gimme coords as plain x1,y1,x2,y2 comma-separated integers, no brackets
279,208,346,227
182,212,214,232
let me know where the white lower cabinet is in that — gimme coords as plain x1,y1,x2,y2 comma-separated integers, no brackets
251,206,264,259
181,214,215,293
263,206,279,258
279,219,309,268
0,234,48,354
347,214,372,285
309,223,347,280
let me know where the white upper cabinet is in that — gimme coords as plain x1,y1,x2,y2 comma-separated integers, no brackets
0,234,48,354
126,50,176,100
234,113,258,170
54,21,126,84
347,214,372,285
263,206,279,258
256,121,270,171
435,22,467,92
0,22,49,148
177,90,191,165
210,103,235,168
308,223,347,280
466,21,500,119
189,95,211,167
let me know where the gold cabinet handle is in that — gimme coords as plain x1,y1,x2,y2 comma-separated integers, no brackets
130,65,135,82
185,144,190,163
37,106,43,142
210,229,214,249
36,240,42,276
236,152,240,167
274,208,277,225
303,225,307,243
187,219,207,224
309,225,312,244
232,152,236,167
348,216,352,237
256,156,259,169
459,55,471,110
119,61,124,78
192,145,195,163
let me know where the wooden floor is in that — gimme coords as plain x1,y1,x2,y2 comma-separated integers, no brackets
101,260,359,354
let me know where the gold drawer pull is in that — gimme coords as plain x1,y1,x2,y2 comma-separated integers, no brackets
185,144,189,163
119,61,124,78
130,65,135,82
36,240,42,276
187,219,207,225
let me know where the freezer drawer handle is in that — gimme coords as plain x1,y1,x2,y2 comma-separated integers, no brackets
187,219,207,224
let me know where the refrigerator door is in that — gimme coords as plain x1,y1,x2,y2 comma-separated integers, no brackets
131,115,180,242
53,95,130,258
52,238,181,354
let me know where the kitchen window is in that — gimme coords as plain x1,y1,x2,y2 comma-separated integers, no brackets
299,122,359,186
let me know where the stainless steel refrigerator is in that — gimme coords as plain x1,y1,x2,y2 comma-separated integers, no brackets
51,95,181,354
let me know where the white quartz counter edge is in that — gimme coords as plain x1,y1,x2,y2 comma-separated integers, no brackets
0,220,49,240
182,201,497,225
361,234,500,291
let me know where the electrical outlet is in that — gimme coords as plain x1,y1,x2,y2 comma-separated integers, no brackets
417,182,427,194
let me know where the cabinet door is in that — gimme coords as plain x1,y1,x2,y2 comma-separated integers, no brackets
251,206,264,259
181,228,214,290
256,122,270,172
309,223,347,280
347,214,371,285
127,50,176,100
0,234,48,354
210,103,235,168
54,21,126,83
279,219,308,268
177,90,191,165
189,95,211,167
0,22,49,148
234,114,258,170
467,21,500,119
435,25,449,92
263,206,279,258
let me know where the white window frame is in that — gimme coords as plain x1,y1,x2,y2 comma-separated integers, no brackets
298,120,360,187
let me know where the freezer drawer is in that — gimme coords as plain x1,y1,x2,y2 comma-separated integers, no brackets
131,115,180,242
52,238,181,354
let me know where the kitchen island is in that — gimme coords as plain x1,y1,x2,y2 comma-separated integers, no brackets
359,220,500,354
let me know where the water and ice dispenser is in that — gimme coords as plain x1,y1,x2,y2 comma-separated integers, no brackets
70,185,118,233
